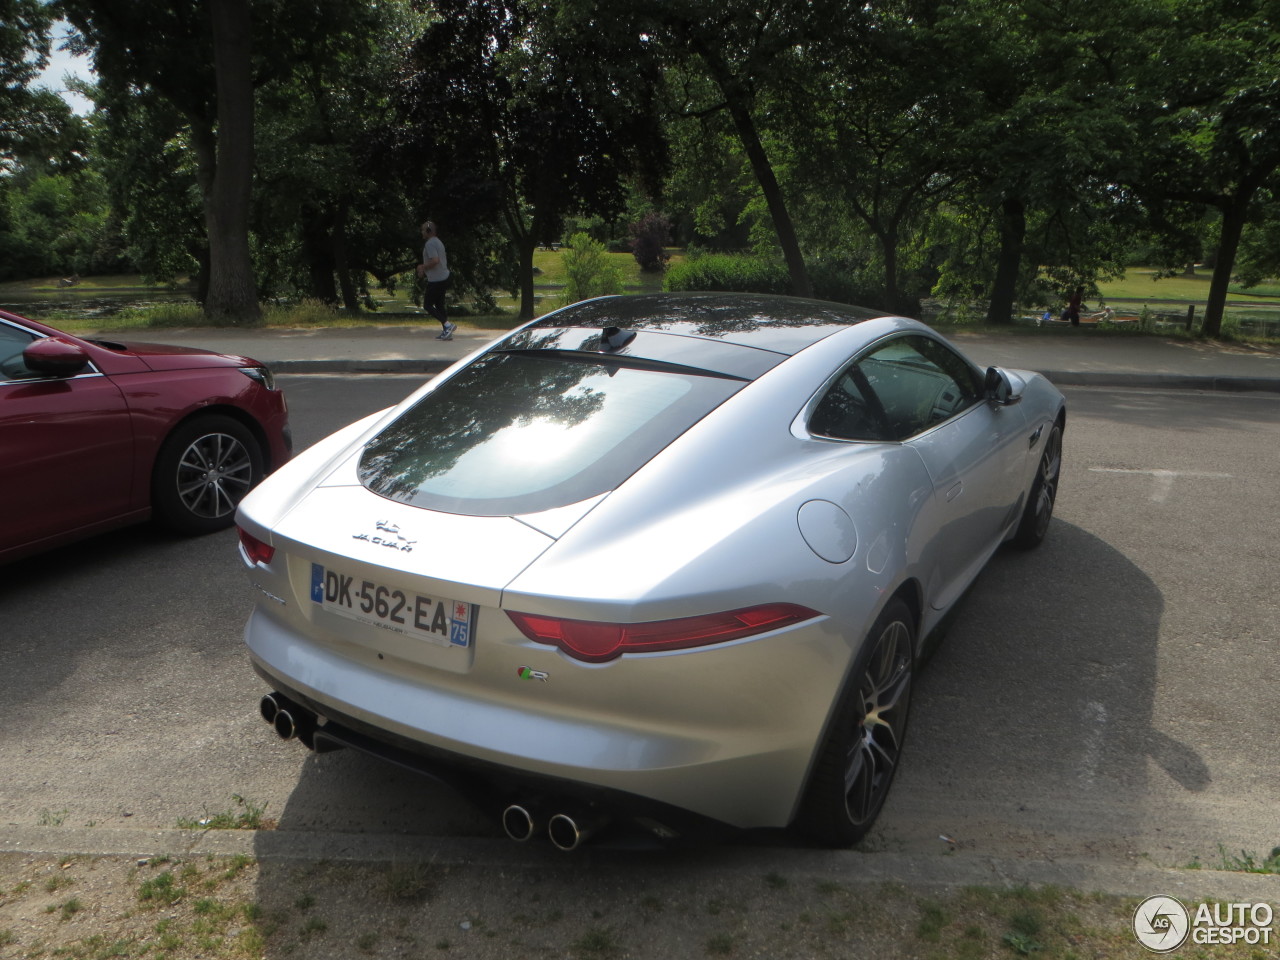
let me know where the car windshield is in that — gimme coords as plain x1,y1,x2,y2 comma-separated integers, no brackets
358,352,745,516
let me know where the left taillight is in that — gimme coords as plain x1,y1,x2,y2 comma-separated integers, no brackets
507,603,821,663
237,526,275,566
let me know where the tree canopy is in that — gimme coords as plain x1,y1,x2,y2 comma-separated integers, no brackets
4,0,1278,334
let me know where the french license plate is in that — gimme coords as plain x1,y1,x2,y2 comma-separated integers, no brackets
310,563,472,648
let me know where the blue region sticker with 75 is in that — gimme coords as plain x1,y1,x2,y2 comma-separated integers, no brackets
310,562,472,648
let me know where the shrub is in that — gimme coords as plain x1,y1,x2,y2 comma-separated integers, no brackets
665,253,886,308
664,253,789,294
808,258,886,309
559,233,624,306
629,212,672,272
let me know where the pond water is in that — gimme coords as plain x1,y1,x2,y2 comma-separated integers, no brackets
0,286,196,319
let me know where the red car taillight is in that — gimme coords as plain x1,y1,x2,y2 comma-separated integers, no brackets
237,526,275,566
507,603,820,663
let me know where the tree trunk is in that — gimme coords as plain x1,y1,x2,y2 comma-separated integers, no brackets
191,244,211,303
332,201,359,311
517,233,538,321
1202,192,1250,339
205,0,260,324
689,38,811,299
722,97,811,299
986,197,1026,325
301,209,338,303
878,227,903,314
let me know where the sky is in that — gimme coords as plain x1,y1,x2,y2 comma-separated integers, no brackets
32,20,95,116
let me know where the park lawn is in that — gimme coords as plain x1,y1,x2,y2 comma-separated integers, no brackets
1097,267,1280,302
532,245,682,292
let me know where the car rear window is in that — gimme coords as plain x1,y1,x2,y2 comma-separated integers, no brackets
358,352,745,516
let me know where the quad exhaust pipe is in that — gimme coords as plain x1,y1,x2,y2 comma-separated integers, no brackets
259,692,316,749
261,694,611,847
501,803,540,842
548,811,607,851
501,802,608,850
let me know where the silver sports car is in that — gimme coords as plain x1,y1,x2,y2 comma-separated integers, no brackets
237,293,1065,849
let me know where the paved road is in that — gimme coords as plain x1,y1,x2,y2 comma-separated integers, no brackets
1,378,1276,871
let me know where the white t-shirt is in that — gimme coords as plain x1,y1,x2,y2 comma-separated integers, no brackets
422,236,450,283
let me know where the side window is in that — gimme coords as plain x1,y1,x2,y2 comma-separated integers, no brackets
810,335,982,443
809,366,891,441
0,324,38,382
858,336,982,440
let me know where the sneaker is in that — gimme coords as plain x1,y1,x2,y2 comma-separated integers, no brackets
442,321,456,341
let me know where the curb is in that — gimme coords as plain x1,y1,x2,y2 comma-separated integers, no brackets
1040,371,1280,394
263,359,1280,394
268,358,455,375
3,826,1277,901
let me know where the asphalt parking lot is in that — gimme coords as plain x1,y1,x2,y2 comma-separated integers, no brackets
1,379,1277,879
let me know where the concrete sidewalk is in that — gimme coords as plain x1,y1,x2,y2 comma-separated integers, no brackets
129,322,1280,392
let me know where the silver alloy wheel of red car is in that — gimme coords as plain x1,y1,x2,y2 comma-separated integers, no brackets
153,415,263,535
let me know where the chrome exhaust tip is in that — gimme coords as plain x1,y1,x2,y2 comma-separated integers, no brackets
501,804,539,842
548,811,607,851
260,692,286,725
272,707,298,740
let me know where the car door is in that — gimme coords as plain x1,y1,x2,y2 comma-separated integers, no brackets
831,334,1026,611
0,321,136,555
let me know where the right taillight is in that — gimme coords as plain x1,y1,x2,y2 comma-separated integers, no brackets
237,526,275,566
507,603,820,663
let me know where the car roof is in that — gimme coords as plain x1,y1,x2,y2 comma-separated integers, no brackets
528,292,890,356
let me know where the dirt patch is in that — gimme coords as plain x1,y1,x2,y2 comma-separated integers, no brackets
4,851,1269,960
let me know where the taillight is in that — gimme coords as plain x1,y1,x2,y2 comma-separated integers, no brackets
237,526,275,566
507,603,820,663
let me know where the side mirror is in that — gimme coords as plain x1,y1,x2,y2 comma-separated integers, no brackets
24,336,91,377
984,366,1021,405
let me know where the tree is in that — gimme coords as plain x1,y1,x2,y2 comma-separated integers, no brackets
251,1,423,308
783,10,963,314
574,0,838,298
0,0,54,171
1127,0,1280,337
61,0,260,320
927,0,1141,322
62,0,387,320
204,0,258,322
398,0,666,321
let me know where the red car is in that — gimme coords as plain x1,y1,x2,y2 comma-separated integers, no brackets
0,310,291,564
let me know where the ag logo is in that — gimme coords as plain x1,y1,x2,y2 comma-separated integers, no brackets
1133,896,1190,952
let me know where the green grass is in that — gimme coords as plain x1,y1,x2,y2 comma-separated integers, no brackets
175,794,270,831
1211,844,1280,874
10,259,1280,348
1097,266,1280,302
8,854,1278,960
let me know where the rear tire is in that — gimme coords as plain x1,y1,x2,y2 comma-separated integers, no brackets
152,415,263,535
1012,421,1062,549
798,598,914,847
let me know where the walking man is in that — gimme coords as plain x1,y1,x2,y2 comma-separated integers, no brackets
417,220,454,340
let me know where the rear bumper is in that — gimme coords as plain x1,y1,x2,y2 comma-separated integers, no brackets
242,602,851,830
252,662,739,843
